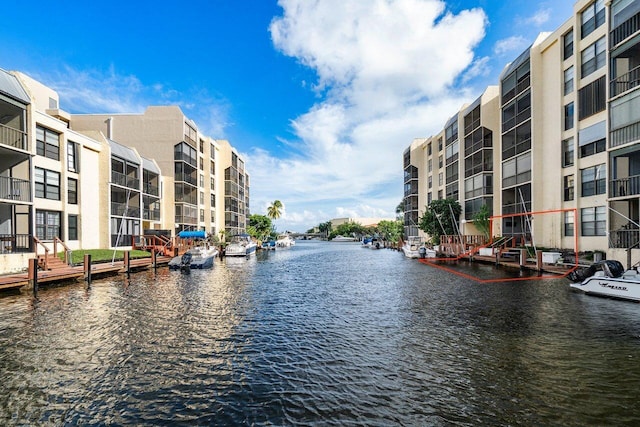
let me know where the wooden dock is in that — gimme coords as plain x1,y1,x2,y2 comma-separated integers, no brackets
0,254,174,291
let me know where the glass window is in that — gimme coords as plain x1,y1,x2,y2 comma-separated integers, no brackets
564,67,574,95
564,103,574,130
581,164,606,197
564,210,574,236
36,210,61,240
67,141,79,172
68,215,78,240
581,37,606,78
35,167,60,200
581,0,605,39
564,175,575,201
68,178,78,204
562,138,574,167
563,29,574,60
36,126,60,160
581,206,606,236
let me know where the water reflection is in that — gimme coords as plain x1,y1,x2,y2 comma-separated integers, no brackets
1,241,640,425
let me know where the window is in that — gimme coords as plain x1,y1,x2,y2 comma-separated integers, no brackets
438,172,443,186
564,67,574,95
427,142,432,156
210,176,215,190
67,141,79,172
562,138,574,167
439,155,443,169
428,159,432,173
428,175,432,189
579,138,606,158
427,192,432,204
200,174,204,187
563,29,574,60
502,152,531,188
211,193,215,207
564,211,575,236
35,168,60,200
564,175,575,201
581,164,606,196
36,210,61,240
578,76,606,120
68,215,78,240
200,209,205,222
36,126,60,160
581,206,606,236
68,178,78,204
564,103,574,130
581,0,605,39
581,37,606,78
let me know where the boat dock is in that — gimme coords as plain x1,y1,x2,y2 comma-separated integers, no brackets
0,252,173,292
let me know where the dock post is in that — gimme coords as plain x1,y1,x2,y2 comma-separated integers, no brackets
151,249,157,270
495,251,500,266
84,254,92,285
124,251,131,276
519,249,526,269
29,258,38,297
536,250,542,272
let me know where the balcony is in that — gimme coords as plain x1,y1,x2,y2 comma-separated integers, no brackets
111,202,140,218
0,176,31,203
0,234,31,253
143,182,159,196
111,171,140,190
143,208,161,221
0,123,28,151
611,64,640,98
611,174,640,198
611,11,640,48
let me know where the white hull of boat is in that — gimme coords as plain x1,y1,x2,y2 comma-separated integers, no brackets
570,271,640,302
225,234,258,257
276,235,295,248
332,235,355,242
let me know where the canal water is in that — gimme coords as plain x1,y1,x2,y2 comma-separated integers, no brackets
1,240,640,426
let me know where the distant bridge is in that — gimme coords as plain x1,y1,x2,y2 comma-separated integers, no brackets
289,232,326,240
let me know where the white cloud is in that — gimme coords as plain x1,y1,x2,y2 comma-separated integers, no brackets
29,65,232,138
493,36,528,56
524,8,551,27
249,0,487,231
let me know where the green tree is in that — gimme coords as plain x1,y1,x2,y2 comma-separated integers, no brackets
267,200,283,220
318,221,332,237
395,200,405,220
330,222,366,239
377,219,404,243
248,214,273,240
418,198,462,244
472,204,491,239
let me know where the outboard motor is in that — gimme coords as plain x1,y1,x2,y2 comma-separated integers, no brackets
419,246,426,259
180,252,193,272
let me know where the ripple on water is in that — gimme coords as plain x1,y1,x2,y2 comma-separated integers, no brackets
1,242,640,425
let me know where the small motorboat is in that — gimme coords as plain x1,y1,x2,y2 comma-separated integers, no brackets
168,244,219,271
261,239,276,250
276,234,295,248
568,260,640,302
225,234,258,257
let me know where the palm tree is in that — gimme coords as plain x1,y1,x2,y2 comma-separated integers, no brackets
267,200,283,220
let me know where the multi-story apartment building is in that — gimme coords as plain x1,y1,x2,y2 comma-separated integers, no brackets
403,0,619,258
608,0,640,262
0,69,32,272
71,107,249,239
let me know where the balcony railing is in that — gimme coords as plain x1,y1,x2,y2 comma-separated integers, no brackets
143,182,159,196
143,208,161,221
611,11,640,48
0,176,31,202
611,175,640,198
611,64,640,98
609,228,640,249
0,234,31,253
111,171,140,190
111,202,140,218
611,122,640,148
0,123,28,151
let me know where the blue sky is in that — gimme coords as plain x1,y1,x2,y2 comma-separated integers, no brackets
1,0,574,232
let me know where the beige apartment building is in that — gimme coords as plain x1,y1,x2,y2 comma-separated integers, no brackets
70,107,250,240
403,0,638,261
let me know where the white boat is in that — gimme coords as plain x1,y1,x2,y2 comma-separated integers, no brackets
361,237,372,248
168,244,219,271
332,235,355,242
276,234,295,248
568,260,640,302
225,234,258,257
402,236,424,258
402,237,436,258
370,237,383,250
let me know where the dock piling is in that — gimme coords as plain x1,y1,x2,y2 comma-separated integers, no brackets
29,258,38,297
84,254,92,285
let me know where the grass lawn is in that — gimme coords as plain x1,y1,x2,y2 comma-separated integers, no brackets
60,249,152,265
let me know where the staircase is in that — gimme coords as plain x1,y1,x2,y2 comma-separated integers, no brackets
37,254,69,271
